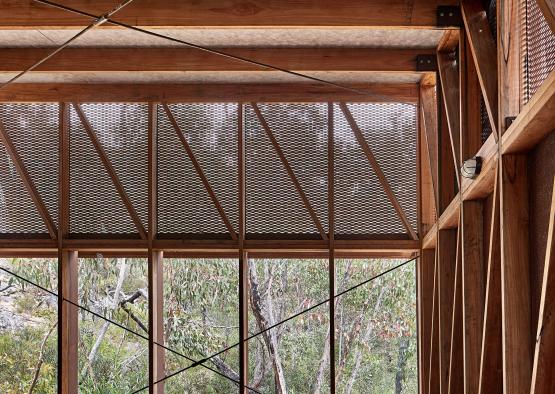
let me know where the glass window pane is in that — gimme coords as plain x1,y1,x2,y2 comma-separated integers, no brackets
0,257,58,393
78,256,148,392
248,258,329,393
335,258,417,393
164,258,239,393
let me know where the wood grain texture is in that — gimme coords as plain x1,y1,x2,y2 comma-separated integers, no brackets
530,175,555,394
421,85,439,211
419,249,436,394
429,249,440,394
448,223,464,394
0,47,434,72
60,250,78,394
3,0,457,28
500,154,532,394
0,83,419,103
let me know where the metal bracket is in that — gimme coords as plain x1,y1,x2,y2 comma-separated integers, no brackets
505,116,517,129
416,55,438,71
437,6,462,27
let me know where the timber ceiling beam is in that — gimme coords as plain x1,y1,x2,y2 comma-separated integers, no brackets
0,48,435,73
3,0,458,29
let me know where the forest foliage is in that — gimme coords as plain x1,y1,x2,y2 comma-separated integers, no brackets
0,256,416,393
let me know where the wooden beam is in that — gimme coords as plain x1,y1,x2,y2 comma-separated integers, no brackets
500,154,532,393
72,103,148,240
238,103,248,394
60,250,78,394
162,103,237,240
339,102,418,240
251,103,328,240
438,81,458,213
327,102,336,393
0,83,419,103
428,249,440,394
448,221,464,394
530,175,555,394
461,0,499,140
437,50,462,179
0,120,57,238
461,200,485,393
503,70,555,154
437,228,458,393
419,249,435,394
420,84,439,211
478,164,502,394
6,0,457,28
147,102,164,394
0,47,434,72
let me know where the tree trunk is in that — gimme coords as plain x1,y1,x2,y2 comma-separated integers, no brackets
395,337,409,394
343,286,386,394
80,258,127,379
249,263,288,394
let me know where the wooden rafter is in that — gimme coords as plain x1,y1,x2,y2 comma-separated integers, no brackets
339,102,418,240
72,103,148,240
0,47,435,73
530,175,555,393
162,103,238,240
250,103,328,240
461,0,499,140
5,0,457,28
0,83,419,104
0,119,57,238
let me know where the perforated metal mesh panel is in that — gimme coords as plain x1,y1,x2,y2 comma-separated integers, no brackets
245,103,328,236
522,0,555,103
70,104,147,235
334,103,417,235
480,96,493,143
157,104,238,235
486,0,497,42
0,104,58,234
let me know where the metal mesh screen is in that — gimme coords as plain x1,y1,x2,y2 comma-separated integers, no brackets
157,104,238,236
522,0,555,103
334,103,417,235
480,95,493,143
245,103,328,236
0,104,58,234
70,104,147,235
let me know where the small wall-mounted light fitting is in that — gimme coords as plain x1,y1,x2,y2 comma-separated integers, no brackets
461,156,482,179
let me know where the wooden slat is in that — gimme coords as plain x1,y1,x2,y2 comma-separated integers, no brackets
251,103,328,240
6,0,457,28
0,120,57,238
72,103,148,240
419,249,436,394
478,165,502,394
448,222,464,394
530,175,555,393
461,0,499,140
162,103,237,240
0,47,434,72
60,250,78,394
437,50,461,180
437,229,458,393
327,102,336,393
339,102,418,239
500,154,532,393
461,200,485,393
0,82,419,103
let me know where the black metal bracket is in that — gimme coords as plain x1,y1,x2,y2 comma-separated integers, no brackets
505,116,517,129
416,55,438,71
437,6,462,27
